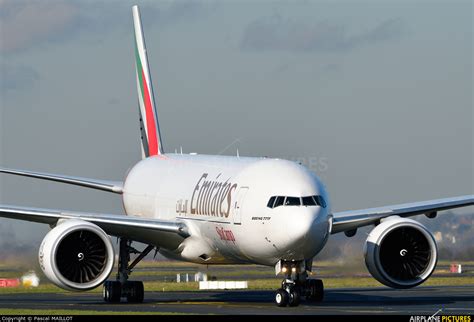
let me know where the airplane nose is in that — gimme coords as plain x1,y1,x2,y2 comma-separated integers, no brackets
277,207,328,259
285,208,318,241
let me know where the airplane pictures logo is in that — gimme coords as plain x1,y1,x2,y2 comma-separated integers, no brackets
409,315,471,322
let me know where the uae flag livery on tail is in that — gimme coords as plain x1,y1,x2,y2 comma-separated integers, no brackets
132,5,163,158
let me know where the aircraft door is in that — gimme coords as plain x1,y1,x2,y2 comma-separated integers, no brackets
233,187,249,225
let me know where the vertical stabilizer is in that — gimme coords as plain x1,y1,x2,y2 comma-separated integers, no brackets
132,5,164,157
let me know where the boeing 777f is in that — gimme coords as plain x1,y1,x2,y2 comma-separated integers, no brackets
1,6,473,307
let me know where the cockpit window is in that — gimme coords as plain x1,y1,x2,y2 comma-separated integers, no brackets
267,196,276,208
274,196,285,208
302,196,317,206
314,195,327,208
268,195,326,208
285,197,301,206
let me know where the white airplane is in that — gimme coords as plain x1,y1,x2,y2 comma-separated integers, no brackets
1,5,473,307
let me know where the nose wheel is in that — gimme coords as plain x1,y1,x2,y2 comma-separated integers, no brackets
275,288,289,307
274,260,325,307
288,287,301,307
306,279,324,302
275,278,324,307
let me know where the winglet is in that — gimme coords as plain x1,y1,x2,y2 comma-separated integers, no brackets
132,5,164,158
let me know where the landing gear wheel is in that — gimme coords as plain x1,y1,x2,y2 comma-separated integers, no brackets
102,238,154,303
288,288,301,307
125,281,144,303
306,279,324,302
103,281,121,303
275,288,289,307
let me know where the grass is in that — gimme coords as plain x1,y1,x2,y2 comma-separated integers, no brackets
0,260,472,295
131,268,275,277
249,275,474,290
0,271,23,278
438,260,474,266
0,261,472,315
133,261,203,269
1,275,472,295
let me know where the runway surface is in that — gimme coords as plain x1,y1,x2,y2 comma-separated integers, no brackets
0,285,473,315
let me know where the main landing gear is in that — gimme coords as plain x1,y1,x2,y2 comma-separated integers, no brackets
103,238,155,303
274,260,324,307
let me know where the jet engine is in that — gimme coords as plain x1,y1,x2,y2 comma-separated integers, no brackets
39,219,115,291
364,217,437,289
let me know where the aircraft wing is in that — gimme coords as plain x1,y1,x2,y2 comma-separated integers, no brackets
331,195,474,234
0,167,123,194
0,204,189,246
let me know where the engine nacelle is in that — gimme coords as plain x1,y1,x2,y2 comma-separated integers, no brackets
364,216,437,289
39,219,115,291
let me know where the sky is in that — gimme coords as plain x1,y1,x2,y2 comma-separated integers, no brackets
0,0,472,252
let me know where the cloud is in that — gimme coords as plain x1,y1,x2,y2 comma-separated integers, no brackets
0,63,40,92
156,0,209,26
240,15,404,52
0,0,210,55
0,1,81,54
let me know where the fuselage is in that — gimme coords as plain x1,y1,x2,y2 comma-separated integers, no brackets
122,154,331,266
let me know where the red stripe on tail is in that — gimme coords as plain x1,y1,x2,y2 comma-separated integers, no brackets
142,69,159,155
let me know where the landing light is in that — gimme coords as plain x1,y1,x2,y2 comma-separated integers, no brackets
282,267,288,273
291,267,297,273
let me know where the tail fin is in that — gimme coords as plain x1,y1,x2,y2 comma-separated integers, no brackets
132,5,164,158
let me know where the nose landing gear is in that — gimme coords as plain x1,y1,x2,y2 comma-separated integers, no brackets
274,260,324,307
275,284,302,307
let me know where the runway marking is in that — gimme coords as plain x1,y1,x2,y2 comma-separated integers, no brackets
305,308,398,314
153,301,269,309
158,302,230,305
2,285,474,315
